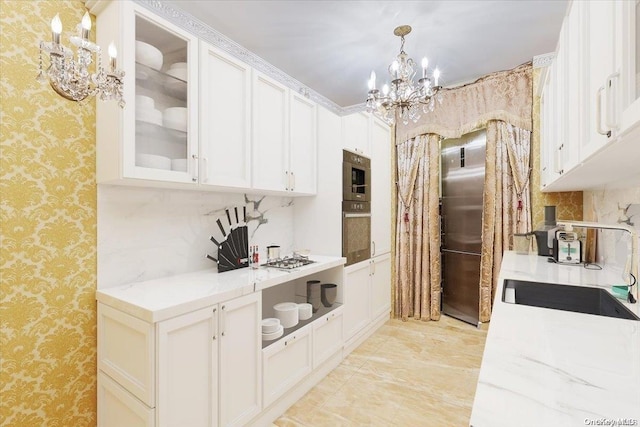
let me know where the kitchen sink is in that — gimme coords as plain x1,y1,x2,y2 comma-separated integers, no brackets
502,279,640,321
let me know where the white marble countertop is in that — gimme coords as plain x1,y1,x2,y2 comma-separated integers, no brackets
96,255,345,323
470,252,640,427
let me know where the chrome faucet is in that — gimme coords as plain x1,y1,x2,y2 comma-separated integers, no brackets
556,220,638,303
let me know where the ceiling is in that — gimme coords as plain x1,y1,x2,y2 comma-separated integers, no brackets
165,0,568,108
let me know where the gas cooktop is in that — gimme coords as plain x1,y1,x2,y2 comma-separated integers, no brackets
261,255,316,270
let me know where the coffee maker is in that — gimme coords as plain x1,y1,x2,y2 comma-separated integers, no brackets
533,206,558,257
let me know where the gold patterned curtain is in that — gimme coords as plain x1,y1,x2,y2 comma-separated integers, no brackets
393,63,533,322
394,135,441,320
479,121,532,321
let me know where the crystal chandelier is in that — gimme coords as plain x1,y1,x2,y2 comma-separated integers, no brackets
366,25,442,125
37,12,125,107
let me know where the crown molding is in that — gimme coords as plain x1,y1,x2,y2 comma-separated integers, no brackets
134,0,345,116
533,52,555,69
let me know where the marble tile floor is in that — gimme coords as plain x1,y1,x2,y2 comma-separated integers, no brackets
272,315,489,427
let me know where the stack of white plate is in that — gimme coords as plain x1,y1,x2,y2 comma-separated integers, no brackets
163,107,187,132
261,318,283,341
136,153,171,170
167,62,188,82
136,41,163,70
297,303,312,320
171,158,187,172
135,95,162,126
274,302,299,328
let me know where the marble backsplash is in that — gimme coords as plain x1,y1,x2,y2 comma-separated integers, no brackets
583,187,640,284
97,185,295,289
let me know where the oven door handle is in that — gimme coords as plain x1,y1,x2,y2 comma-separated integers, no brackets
343,213,372,218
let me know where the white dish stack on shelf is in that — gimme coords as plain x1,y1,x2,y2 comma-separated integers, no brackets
297,303,312,320
135,95,162,126
167,62,188,82
163,107,187,132
135,41,163,80
136,153,171,170
273,302,299,328
261,318,283,341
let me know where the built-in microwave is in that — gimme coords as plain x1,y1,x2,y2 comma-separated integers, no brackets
342,150,371,202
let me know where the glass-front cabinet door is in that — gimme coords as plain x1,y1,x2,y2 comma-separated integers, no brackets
128,10,198,183
92,1,198,185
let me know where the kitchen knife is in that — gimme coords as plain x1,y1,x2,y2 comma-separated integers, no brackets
209,235,221,247
206,254,218,263
234,207,239,224
225,208,240,260
216,219,227,238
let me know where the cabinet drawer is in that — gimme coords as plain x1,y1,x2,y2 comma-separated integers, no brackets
98,371,155,427
98,303,155,406
312,306,343,368
262,325,312,406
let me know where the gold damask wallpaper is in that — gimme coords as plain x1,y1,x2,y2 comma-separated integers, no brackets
1,1,97,425
530,68,583,227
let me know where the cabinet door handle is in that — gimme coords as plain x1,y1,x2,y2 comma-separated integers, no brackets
191,154,199,182
605,72,619,132
202,157,209,183
595,86,611,137
212,307,217,340
285,171,289,191
371,259,376,276
291,171,295,191
220,304,226,337
372,241,376,257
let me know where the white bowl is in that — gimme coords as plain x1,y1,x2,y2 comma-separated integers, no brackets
262,324,284,341
136,153,171,170
135,41,163,71
135,95,155,110
166,67,188,82
136,107,162,127
171,158,188,172
163,107,188,132
169,62,188,70
274,302,299,328
297,303,312,320
261,318,281,334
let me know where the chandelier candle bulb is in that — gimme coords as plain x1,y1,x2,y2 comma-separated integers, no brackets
108,42,117,71
434,68,440,87
51,14,62,44
369,71,376,91
81,12,91,40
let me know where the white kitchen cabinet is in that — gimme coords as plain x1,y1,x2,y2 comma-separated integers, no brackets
251,70,317,194
157,307,216,427
582,0,618,159
219,293,262,427
97,292,261,427
342,112,371,155
199,41,252,189
370,118,392,256
370,253,392,320
343,260,372,342
289,92,317,194
252,70,290,192
90,0,200,186
262,324,312,407
539,0,640,191
343,255,391,345
312,306,344,368
98,371,155,427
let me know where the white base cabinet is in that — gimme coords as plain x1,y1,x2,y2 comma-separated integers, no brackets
263,325,313,407
312,307,344,368
98,371,155,427
343,254,391,346
97,292,261,427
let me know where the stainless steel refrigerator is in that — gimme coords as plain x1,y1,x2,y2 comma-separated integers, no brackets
441,129,486,326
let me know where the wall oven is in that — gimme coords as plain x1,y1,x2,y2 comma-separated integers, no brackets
342,150,370,202
342,201,371,266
